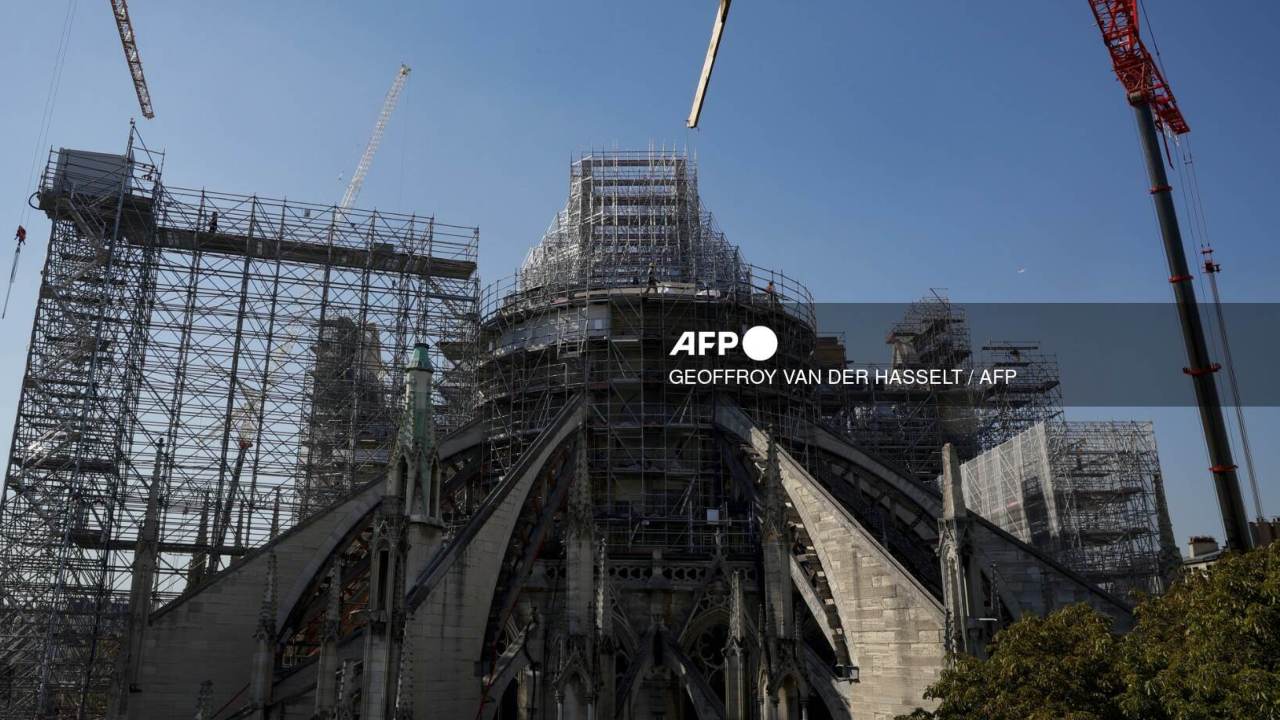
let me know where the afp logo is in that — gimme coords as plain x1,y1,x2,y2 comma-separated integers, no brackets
669,326,778,361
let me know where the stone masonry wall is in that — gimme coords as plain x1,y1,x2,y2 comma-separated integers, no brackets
127,483,382,719
404,404,583,717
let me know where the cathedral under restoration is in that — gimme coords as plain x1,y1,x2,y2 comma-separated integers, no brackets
3,146,1137,720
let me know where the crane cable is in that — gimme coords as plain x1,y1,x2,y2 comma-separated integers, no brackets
1174,135,1265,523
1135,0,1265,524
6,0,81,319
1,242,20,320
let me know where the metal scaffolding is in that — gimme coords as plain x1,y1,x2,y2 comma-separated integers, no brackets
818,294,977,483
0,125,478,718
972,341,1063,450
817,295,1062,484
473,150,817,554
517,150,745,294
960,420,1177,597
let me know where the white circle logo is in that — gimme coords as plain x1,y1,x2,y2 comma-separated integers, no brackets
741,326,778,362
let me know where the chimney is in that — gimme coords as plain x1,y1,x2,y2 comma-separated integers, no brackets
1186,535,1220,559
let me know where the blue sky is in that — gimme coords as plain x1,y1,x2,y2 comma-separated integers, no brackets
1,1,1276,548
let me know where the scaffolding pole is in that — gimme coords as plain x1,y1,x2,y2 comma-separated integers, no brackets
0,128,479,718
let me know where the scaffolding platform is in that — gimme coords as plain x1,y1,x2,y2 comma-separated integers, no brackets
0,128,480,717
959,419,1179,597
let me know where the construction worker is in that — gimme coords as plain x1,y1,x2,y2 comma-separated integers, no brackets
14,226,26,247
208,211,219,234
766,280,782,309
645,261,658,295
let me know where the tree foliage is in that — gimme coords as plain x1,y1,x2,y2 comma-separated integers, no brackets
899,542,1280,720
1120,540,1280,720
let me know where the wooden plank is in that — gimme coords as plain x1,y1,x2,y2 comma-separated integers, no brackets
687,0,732,129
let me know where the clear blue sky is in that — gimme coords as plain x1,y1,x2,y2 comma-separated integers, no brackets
1,1,1276,548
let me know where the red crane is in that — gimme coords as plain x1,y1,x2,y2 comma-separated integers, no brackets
1088,0,1187,134
1088,0,1252,550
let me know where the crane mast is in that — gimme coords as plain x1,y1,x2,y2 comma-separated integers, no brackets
1088,0,1187,134
108,0,155,119
1088,0,1252,550
341,63,411,210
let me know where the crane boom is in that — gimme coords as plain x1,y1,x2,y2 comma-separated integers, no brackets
1088,1,1251,550
1087,0,1186,134
340,64,411,210
108,0,155,119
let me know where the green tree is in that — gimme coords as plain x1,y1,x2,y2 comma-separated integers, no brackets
904,603,1125,720
1120,542,1280,720
898,542,1280,720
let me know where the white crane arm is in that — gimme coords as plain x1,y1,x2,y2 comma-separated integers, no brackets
340,64,411,210
109,0,155,119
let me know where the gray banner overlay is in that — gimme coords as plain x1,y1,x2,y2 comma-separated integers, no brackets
811,303,1277,407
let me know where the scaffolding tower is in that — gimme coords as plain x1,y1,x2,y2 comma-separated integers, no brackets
0,126,479,718
960,420,1178,597
820,294,978,483
818,295,1063,484
972,341,1063,450
473,150,817,554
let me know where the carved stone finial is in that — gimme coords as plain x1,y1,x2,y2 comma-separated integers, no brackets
595,537,612,637
728,570,746,646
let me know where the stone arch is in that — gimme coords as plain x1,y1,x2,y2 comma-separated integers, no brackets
554,664,596,718
656,632,726,720
478,613,545,720
479,652,530,720
757,664,812,718
610,607,639,658
402,398,585,717
680,608,731,703
274,486,383,632
679,606,730,647
806,676,852,720
780,671,812,720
